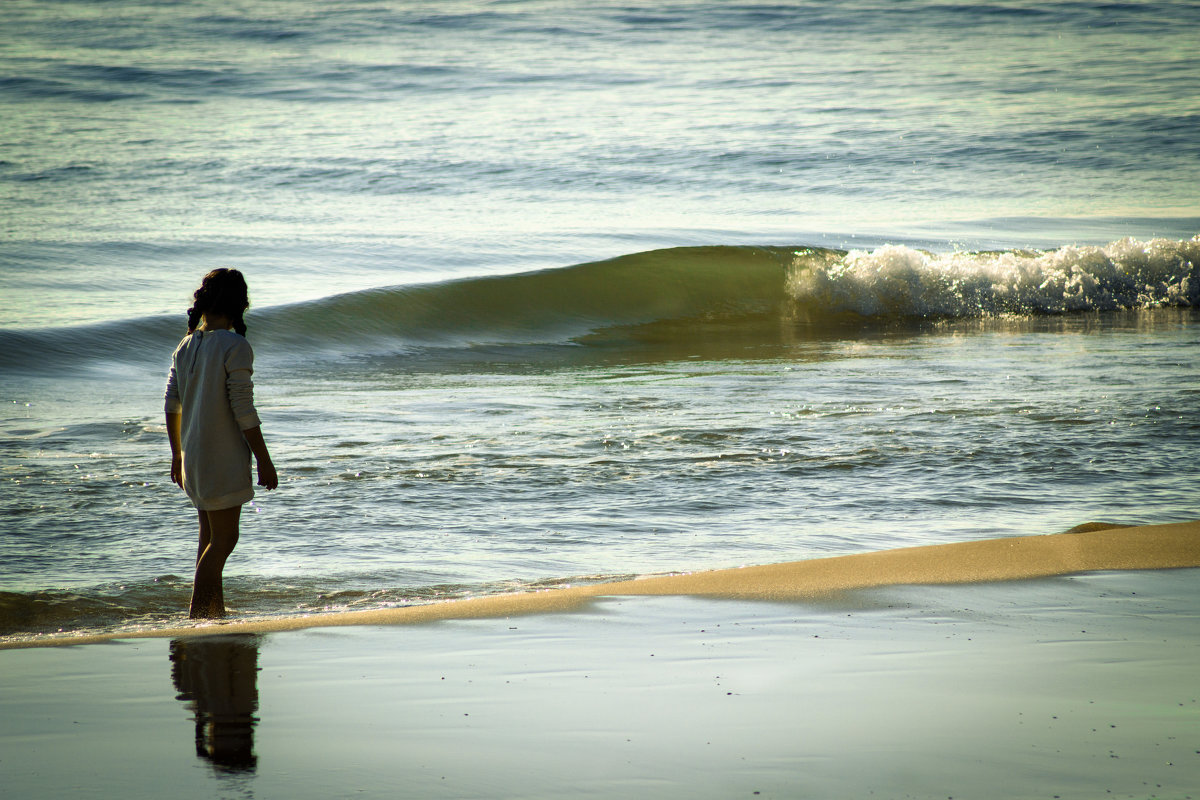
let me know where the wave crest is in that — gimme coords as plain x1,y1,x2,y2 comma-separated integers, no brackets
788,237,1200,317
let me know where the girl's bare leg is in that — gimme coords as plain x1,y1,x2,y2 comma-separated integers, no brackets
195,509,211,566
190,506,242,619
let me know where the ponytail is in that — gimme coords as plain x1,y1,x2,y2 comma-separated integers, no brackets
186,306,202,333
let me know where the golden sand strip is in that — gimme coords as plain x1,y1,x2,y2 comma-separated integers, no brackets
4,520,1198,650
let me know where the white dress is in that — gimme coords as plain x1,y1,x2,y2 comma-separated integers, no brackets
164,329,262,510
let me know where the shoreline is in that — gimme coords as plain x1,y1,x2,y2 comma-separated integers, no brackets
4,519,1198,650
4,568,1198,798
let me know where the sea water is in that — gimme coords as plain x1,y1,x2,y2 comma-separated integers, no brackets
1,0,1198,642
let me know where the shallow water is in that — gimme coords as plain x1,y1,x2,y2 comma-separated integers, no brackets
4,301,1198,639
1,0,1198,641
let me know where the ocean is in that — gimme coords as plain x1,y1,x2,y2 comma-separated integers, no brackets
1,0,1198,644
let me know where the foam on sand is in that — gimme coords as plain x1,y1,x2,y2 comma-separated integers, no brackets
4,520,1197,649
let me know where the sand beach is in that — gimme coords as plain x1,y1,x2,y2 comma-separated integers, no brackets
2,522,1198,799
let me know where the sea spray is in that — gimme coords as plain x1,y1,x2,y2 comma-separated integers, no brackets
787,237,1200,318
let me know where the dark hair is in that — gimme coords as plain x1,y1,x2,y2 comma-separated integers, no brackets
187,268,250,337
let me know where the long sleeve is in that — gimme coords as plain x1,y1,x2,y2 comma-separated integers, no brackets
224,339,261,431
165,367,182,413
164,341,183,414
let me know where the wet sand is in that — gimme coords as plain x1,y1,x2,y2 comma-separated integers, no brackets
2,565,1198,799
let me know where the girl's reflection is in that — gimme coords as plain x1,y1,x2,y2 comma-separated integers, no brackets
169,634,261,773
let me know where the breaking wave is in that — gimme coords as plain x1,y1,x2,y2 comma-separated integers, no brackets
1,237,1195,373
789,237,1199,317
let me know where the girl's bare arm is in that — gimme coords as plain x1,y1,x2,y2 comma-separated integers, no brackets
166,412,183,487
242,425,278,490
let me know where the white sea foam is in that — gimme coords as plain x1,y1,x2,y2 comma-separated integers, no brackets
788,237,1200,317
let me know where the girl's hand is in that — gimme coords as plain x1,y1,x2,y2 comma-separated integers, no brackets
242,426,277,490
257,458,279,491
170,455,183,488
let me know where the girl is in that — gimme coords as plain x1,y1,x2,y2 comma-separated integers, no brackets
165,268,277,619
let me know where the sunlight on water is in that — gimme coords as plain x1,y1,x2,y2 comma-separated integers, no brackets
1,0,1197,640
3,304,1198,638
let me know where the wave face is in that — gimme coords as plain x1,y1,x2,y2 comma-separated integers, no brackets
258,245,802,348
1,238,1196,373
271,237,1199,351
